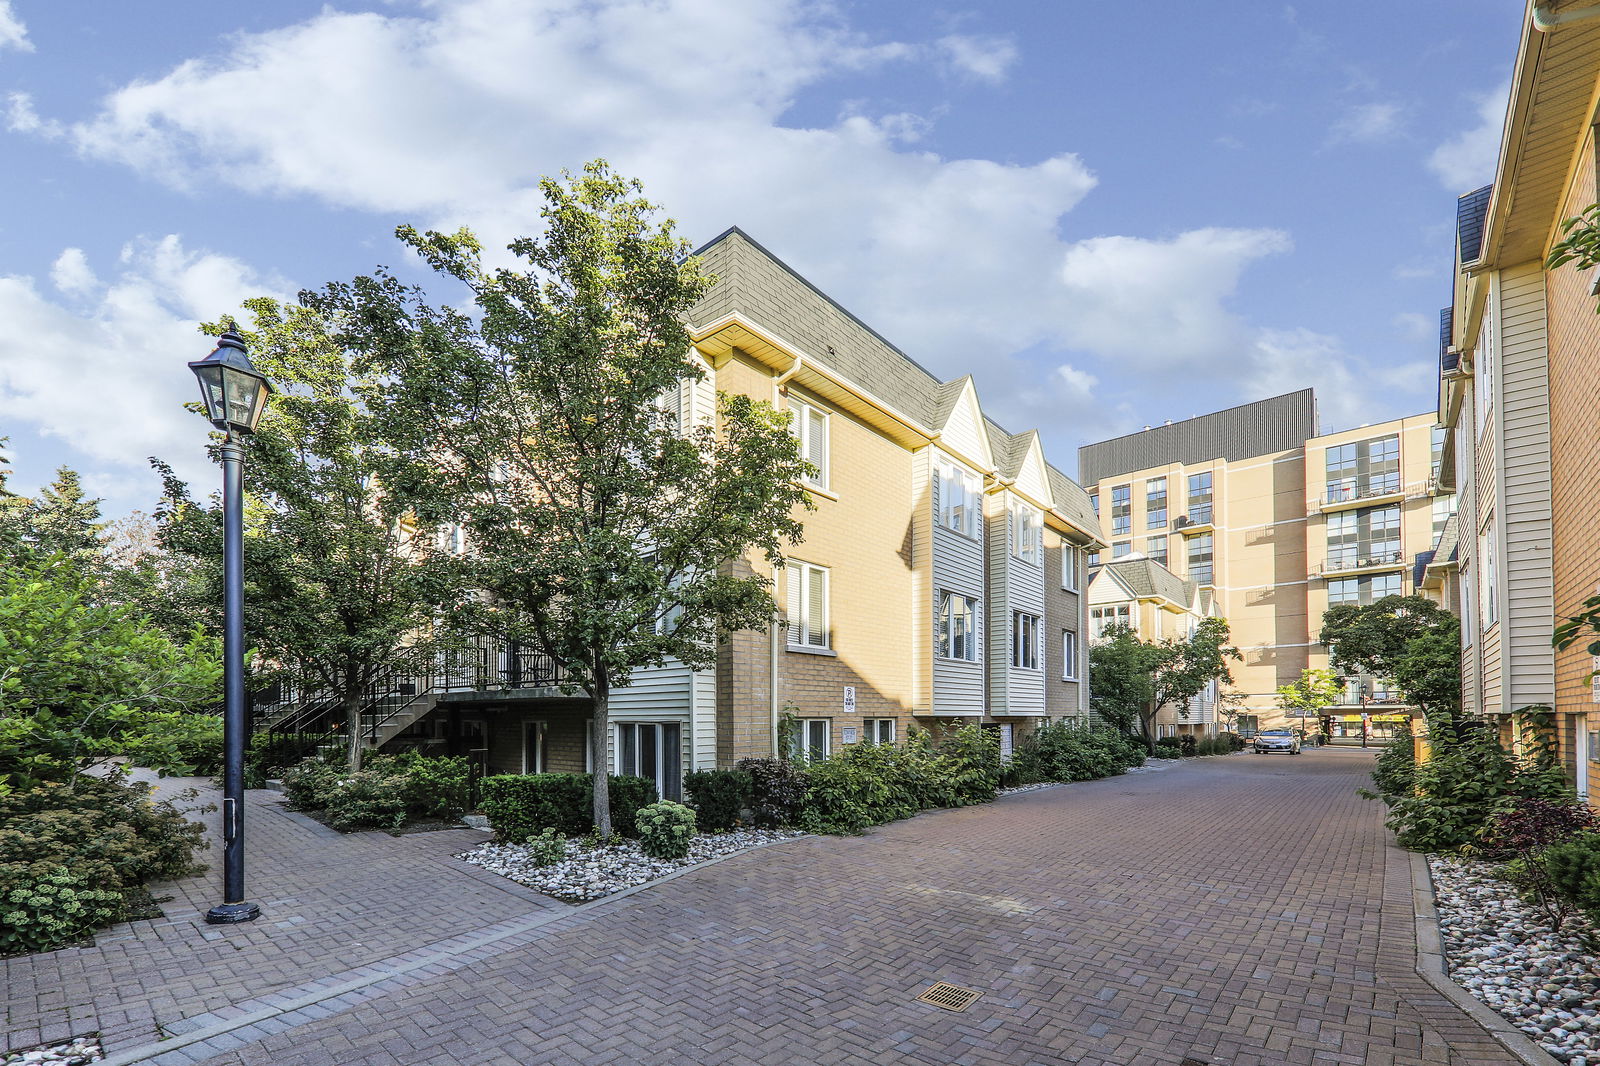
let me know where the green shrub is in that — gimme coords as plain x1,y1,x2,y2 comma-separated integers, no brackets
1544,832,1600,926
936,723,1000,805
1011,722,1134,783
635,800,697,860
0,776,209,956
735,758,809,827
282,754,473,831
121,713,225,777
246,733,331,788
1154,737,1183,758
521,828,567,867
479,773,656,841
1366,726,1416,802
684,768,753,831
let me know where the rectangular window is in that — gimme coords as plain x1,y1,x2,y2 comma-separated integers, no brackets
1112,540,1132,559
1086,550,1101,568
1329,573,1404,605
1147,534,1168,567
1089,493,1099,516
1061,630,1079,680
1011,502,1041,564
1433,494,1456,538
614,722,682,800
1430,425,1446,478
1061,545,1079,591
862,718,895,745
785,561,829,648
1090,604,1131,639
1326,505,1401,569
790,399,829,490
1187,532,1214,585
1110,484,1131,535
1145,477,1167,530
1481,525,1498,628
1187,472,1213,525
787,718,831,764
1326,434,1400,502
1012,612,1040,670
936,592,980,661
938,460,981,538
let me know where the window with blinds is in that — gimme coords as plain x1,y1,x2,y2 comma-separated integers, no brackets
790,399,829,490
786,560,829,648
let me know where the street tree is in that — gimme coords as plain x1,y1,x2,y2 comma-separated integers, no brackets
1091,618,1240,752
1319,595,1460,720
321,161,812,836
1152,616,1241,748
1089,624,1160,737
1275,667,1344,741
153,298,471,768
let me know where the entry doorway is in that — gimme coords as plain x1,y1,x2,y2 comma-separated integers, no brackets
522,720,546,774
614,722,682,800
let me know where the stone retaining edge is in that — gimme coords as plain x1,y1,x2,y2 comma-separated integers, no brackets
1408,848,1561,1066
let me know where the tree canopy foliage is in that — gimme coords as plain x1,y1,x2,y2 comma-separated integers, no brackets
1090,617,1240,751
293,161,811,832
1319,594,1460,720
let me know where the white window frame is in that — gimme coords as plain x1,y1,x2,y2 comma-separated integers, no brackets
788,718,831,763
786,560,830,649
1061,630,1079,680
521,720,545,774
791,398,829,491
936,591,980,662
613,721,683,800
862,718,896,745
1011,502,1041,565
1062,545,1079,591
938,460,982,539
1012,612,1041,670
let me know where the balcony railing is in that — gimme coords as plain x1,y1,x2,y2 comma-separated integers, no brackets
1316,477,1403,510
1313,550,1407,577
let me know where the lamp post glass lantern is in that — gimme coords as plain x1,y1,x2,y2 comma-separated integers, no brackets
189,328,271,925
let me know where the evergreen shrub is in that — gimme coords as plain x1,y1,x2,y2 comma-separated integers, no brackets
734,758,809,827
479,772,656,841
683,768,753,831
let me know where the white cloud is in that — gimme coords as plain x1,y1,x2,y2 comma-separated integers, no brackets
48,0,1317,458
1056,228,1293,367
934,34,1017,84
50,248,96,296
0,239,285,507
0,1,31,53
5,91,45,133
1053,363,1097,401
1391,311,1434,342
1428,81,1508,192
1330,101,1403,145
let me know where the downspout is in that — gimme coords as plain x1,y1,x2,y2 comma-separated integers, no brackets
1534,2,1600,29
770,612,781,756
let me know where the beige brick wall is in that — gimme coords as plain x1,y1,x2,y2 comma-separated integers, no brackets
712,350,919,763
1546,129,1600,780
484,705,590,776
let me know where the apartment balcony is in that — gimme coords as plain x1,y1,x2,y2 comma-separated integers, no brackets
1172,511,1214,535
1311,550,1408,578
1313,479,1405,514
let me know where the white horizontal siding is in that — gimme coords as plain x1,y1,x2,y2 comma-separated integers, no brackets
691,668,717,769
610,661,694,721
1495,262,1555,709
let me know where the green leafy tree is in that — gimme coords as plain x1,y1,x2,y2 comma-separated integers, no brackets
1319,595,1460,720
312,161,812,835
153,298,472,769
1154,616,1241,745
0,466,108,575
1089,623,1159,737
0,556,221,792
1276,668,1344,739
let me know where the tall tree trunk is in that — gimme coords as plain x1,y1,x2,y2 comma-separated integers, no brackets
345,686,365,771
591,667,612,839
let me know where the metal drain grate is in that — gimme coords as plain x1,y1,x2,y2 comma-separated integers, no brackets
917,982,982,1012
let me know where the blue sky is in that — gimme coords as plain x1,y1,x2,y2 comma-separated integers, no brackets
0,0,1521,517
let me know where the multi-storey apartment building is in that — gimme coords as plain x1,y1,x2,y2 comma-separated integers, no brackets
1078,394,1441,734
1433,0,1600,798
278,228,1103,799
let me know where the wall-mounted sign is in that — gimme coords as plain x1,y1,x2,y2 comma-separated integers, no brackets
843,685,856,713
842,726,858,745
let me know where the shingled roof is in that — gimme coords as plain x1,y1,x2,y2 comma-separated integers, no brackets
1098,557,1195,608
687,227,1100,540
1457,185,1492,265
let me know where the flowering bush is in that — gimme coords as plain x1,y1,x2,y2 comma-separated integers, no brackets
634,800,697,860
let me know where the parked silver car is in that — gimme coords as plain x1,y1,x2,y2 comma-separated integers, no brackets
1253,728,1301,754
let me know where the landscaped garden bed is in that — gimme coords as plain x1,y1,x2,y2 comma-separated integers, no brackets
1432,856,1600,1065
0,1033,103,1066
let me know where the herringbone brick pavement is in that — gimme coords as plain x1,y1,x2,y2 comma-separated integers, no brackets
160,749,1519,1065
2,769,560,1056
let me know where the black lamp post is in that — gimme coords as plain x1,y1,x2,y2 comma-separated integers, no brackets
189,329,272,925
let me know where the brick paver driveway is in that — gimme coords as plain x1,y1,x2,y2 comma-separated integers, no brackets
7,749,1520,1066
